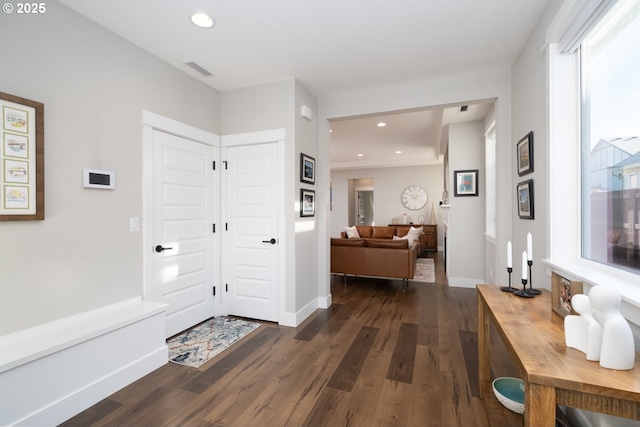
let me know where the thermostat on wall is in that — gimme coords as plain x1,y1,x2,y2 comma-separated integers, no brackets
83,168,115,189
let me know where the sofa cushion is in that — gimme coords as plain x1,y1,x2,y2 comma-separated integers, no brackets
371,226,396,239
355,226,372,238
344,226,360,238
331,238,366,247
366,238,409,249
395,226,423,244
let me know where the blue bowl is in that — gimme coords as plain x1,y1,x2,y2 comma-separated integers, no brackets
492,377,525,414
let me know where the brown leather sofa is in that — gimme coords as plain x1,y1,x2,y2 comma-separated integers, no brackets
331,226,421,284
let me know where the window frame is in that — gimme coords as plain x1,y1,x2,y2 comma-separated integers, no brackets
546,1,640,316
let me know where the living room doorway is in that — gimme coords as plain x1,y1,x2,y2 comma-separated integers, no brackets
352,178,374,226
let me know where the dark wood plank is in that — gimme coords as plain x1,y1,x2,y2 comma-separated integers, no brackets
302,387,349,426
459,329,480,398
293,303,343,341
326,325,379,392
183,326,280,394
319,299,360,335
386,322,420,383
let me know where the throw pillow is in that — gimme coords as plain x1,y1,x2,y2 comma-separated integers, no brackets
344,226,360,239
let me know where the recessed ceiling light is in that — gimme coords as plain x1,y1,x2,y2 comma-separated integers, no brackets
357,153,364,157
191,13,215,28
377,122,386,127
395,151,402,154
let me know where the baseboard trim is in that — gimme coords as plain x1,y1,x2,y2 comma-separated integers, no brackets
1,299,167,426
21,346,167,426
279,295,330,327
447,276,482,288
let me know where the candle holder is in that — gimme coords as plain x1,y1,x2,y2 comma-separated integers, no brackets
514,278,534,298
526,260,541,295
501,267,515,292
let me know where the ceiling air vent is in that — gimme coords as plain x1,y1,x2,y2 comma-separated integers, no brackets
459,105,469,112
185,61,214,77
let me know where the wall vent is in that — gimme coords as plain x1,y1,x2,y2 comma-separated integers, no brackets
459,105,469,112
185,61,215,77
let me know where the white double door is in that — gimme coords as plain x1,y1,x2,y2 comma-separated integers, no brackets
149,124,280,337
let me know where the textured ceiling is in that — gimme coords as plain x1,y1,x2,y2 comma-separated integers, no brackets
58,0,548,168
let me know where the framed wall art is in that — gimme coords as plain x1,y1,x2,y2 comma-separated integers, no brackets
300,188,315,217
453,169,478,197
517,179,534,219
517,131,534,176
551,272,583,318
0,91,44,221
300,153,315,184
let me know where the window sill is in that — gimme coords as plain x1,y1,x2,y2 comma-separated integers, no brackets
542,258,640,326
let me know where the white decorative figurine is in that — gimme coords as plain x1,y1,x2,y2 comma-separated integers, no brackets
589,286,635,370
564,286,635,370
564,294,602,361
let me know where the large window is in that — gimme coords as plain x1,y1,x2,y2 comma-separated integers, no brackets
581,0,640,273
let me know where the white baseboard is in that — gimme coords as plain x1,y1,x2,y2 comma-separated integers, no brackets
447,276,483,288
0,298,167,426
278,295,331,327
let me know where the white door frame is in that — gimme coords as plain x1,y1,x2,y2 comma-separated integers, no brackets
141,110,221,315
221,129,286,324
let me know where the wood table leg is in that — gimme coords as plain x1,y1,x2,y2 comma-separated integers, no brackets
524,382,555,427
478,296,491,400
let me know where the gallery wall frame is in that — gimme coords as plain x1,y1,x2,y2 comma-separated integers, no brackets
300,188,315,217
453,169,478,197
517,131,534,176
0,91,44,221
300,153,315,184
517,179,534,219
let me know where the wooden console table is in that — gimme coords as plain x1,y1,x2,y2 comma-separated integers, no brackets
477,284,640,426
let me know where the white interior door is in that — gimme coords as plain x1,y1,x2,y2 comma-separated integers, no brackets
224,143,279,322
152,129,218,337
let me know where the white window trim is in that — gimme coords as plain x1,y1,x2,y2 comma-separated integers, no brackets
545,37,640,328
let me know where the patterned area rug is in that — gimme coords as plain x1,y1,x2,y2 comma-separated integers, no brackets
413,258,435,283
167,317,261,368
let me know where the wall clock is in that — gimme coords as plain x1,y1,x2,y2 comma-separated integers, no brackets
401,186,428,210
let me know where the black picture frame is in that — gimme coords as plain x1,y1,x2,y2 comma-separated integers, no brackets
300,188,315,217
300,153,315,184
517,179,534,219
517,131,534,176
453,169,478,197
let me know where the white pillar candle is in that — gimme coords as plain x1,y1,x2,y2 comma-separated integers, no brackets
527,232,533,261
507,240,512,268
522,251,528,280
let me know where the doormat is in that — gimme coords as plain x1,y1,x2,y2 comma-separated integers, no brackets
413,258,435,283
167,317,261,368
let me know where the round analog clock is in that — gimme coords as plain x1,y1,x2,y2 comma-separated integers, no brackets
401,186,428,210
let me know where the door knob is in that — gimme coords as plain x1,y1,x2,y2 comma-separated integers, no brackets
262,238,277,244
155,245,173,253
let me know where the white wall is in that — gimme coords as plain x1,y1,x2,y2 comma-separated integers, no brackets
0,1,221,335
294,81,320,312
511,0,558,291
330,165,444,245
447,121,486,286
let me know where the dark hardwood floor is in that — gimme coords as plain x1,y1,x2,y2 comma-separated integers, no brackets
61,253,519,427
